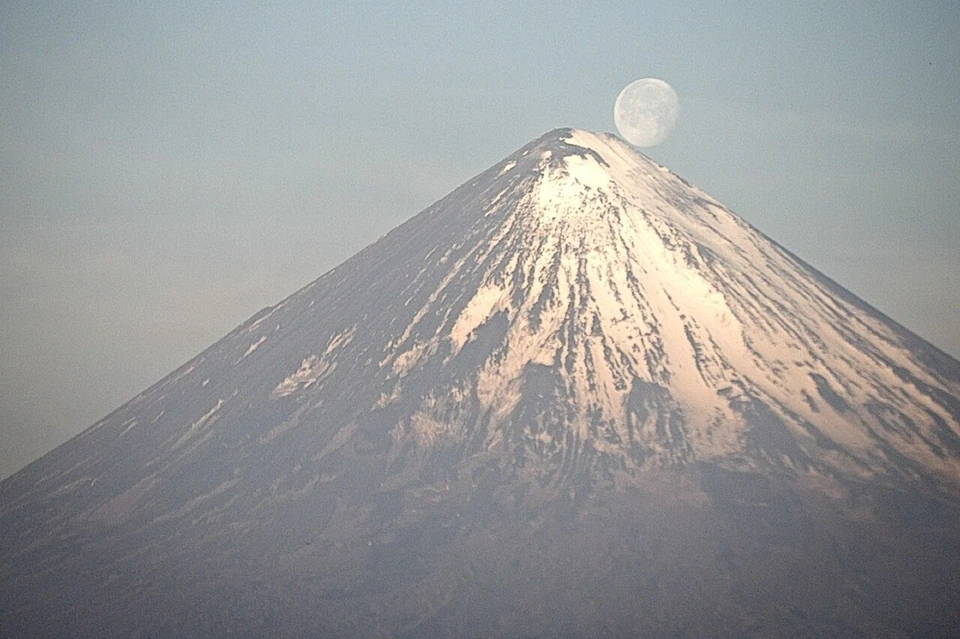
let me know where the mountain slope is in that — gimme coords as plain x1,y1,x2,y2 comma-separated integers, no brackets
2,128,959,637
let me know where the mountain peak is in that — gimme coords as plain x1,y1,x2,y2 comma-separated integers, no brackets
508,127,642,181
526,127,622,152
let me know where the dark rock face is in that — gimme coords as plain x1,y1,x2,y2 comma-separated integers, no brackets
2,129,960,637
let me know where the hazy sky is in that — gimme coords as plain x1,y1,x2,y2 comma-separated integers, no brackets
2,1,958,479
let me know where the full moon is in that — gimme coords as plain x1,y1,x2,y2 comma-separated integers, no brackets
614,78,679,147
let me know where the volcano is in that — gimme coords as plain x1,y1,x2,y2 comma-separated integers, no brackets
3,129,960,637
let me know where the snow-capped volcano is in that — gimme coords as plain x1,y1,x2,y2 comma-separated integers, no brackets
2,128,959,637
289,126,957,482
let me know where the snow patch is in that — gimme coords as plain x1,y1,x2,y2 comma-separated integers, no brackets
410,411,452,446
392,341,431,377
484,188,510,214
242,336,266,359
273,355,335,398
563,153,612,190
325,327,356,355
450,283,507,351
563,129,612,152
171,399,224,450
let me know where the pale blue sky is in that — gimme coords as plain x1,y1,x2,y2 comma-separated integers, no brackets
2,1,958,478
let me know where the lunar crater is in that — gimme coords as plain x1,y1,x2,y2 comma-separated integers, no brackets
614,78,679,147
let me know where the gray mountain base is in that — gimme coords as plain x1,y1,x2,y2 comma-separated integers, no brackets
2,129,960,637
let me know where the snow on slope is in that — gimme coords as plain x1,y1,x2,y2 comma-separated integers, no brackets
9,128,959,508
300,127,960,482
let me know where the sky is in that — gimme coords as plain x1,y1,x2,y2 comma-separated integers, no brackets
1,1,958,480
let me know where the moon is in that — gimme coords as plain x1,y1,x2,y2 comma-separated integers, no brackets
614,78,679,147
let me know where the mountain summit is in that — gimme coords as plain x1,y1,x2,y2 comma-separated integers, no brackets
3,129,960,636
